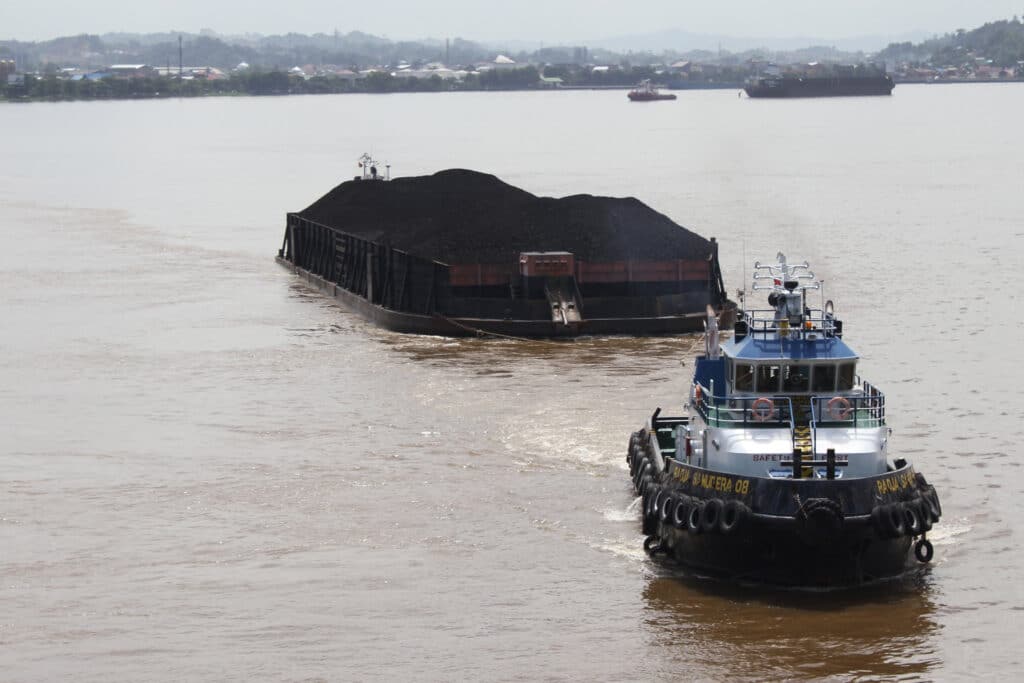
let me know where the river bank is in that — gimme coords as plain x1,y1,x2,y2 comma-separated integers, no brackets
4,75,1022,104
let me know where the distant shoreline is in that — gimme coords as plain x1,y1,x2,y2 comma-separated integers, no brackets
2,77,1022,104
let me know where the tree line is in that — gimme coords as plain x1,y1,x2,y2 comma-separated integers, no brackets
877,18,1024,66
1,64,751,102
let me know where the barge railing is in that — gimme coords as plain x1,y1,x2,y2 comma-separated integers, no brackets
282,213,451,315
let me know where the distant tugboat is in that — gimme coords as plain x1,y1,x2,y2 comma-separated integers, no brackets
628,253,942,588
628,79,677,101
745,63,895,97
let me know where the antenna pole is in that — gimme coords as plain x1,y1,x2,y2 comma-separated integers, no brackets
741,238,746,311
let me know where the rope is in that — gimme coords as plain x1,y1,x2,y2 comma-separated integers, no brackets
439,315,567,347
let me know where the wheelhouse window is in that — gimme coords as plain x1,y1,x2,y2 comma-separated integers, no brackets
812,364,837,392
756,365,780,393
838,362,856,390
782,365,810,392
735,363,754,391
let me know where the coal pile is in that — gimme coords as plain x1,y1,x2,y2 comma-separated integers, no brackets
299,169,714,264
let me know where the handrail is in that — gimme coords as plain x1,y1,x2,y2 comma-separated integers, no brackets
809,390,886,433
742,307,839,337
693,381,886,457
693,382,796,431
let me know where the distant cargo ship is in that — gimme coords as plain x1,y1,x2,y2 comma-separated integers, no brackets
745,64,895,98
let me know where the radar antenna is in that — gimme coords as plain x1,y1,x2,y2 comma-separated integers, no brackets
356,153,389,181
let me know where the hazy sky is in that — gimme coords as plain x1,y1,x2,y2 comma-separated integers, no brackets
2,0,1021,43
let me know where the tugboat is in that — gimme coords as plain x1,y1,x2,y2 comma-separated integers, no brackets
628,79,677,101
627,253,942,587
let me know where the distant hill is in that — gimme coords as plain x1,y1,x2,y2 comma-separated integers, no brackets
877,18,1024,66
585,28,930,54
0,30,490,71
3,18,1021,73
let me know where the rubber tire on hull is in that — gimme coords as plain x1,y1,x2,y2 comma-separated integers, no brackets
646,486,663,520
719,499,748,535
633,461,651,487
902,503,922,536
916,498,933,533
671,496,690,529
687,501,705,535
641,486,659,536
643,535,662,555
701,499,723,534
915,538,934,563
660,494,677,524
873,503,907,539
923,490,942,523
638,474,654,497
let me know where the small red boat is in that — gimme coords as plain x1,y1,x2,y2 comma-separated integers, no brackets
628,79,677,101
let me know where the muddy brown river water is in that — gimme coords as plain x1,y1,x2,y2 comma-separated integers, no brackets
2,86,1022,680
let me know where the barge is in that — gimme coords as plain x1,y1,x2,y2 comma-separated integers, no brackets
745,63,895,98
628,253,942,587
277,160,733,337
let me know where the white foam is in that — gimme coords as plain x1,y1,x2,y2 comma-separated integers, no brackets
926,519,971,545
591,538,648,563
602,498,642,523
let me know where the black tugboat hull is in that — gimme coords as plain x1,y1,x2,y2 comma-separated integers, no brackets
653,519,914,587
628,428,941,589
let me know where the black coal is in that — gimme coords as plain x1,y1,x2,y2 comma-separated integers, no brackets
299,169,713,264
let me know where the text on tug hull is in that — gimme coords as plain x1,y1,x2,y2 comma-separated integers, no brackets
625,253,942,587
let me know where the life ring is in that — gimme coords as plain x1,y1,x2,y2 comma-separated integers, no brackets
827,396,853,420
694,385,703,406
751,397,774,422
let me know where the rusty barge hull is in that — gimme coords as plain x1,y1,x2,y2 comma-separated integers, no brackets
277,256,725,337
277,214,733,337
